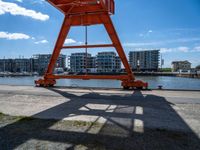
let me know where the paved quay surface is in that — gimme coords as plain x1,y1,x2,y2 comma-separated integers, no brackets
0,85,200,150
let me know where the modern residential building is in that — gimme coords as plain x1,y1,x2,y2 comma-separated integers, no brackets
33,54,66,75
0,58,31,72
129,50,160,71
69,52,121,73
0,59,13,72
171,61,191,72
96,52,121,73
69,53,96,73
87,56,97,72
12,59,31,72
0,54,66,75
115,56,121,71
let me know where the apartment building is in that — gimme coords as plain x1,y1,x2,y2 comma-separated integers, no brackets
0,58,31,72
0,59,13,72
33,54,66,74
96,52,121,73
0,54,66,75
69,52,121,73
69,53,96,73
129,50,160,71
172,61,191,72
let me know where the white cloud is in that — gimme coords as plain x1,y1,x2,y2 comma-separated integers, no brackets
34,39,48,44
160,46,189,53
15,0,23,3
160,48,173,53
175,38,200,43
0,0,49,21
65,38,77,44
139,33,144,37
31,0,45,5
124,38,200,47
78,41,84,44
139,30,153,38
124,41,159,47
0,31,30,40
177,46,189,52
194,46,200,52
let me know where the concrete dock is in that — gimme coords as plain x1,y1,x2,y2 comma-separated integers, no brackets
0,85,200,149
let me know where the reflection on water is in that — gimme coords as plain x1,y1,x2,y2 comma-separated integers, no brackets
0,76,199,90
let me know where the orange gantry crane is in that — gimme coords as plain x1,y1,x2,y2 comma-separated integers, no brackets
35,0,148,89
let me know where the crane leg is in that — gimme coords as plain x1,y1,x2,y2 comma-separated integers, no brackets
35,16,71,87
101,14,148,89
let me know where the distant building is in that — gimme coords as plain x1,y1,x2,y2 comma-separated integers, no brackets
129,50,160,71
69,52,121,73
115,56,121,71
69,53,95,73
87,56,97,73
171,61,191,72
33,54,66,75
0,58,31,72
0,54,66,75
96,52,121,73
0,59,13,72
12,59,31,72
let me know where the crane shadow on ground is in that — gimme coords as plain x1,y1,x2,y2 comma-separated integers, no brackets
0,88,200,150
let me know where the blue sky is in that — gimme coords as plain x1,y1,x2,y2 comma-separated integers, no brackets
0,0,200,67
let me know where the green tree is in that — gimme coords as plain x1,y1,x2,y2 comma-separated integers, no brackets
196,65,200,70
161,68,172,72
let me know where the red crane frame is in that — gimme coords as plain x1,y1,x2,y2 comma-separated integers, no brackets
35,0,148,89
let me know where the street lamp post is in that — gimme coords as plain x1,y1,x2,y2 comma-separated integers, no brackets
3,56,5,73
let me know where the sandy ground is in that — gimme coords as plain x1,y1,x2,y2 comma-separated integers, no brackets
0,85,200,150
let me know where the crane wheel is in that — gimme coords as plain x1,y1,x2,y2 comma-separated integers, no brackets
35,78,56,87
123,86,130,90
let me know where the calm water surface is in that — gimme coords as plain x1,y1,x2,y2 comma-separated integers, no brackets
0,76,200,90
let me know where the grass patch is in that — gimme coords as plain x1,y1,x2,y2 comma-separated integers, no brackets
0,112,32,122
0,112,4,119
19,117,35,121
0,112,10,119
0,112,102,128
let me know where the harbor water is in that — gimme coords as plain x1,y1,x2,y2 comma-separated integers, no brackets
0,76,200,90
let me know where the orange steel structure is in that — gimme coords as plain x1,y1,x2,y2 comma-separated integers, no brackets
35,0,148,89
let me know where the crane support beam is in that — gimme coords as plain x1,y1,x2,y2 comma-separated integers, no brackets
45,16,71,76
62,44,114,49
100,14,135,81
47,75,129,80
